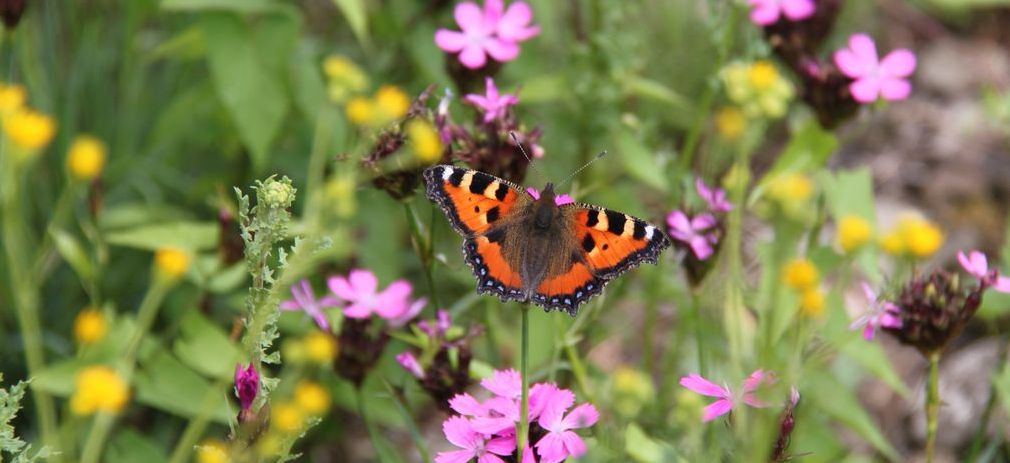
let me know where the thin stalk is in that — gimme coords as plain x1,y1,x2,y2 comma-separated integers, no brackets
966,337,1010,461
167,379,229,463
516,305,531,462
925,352,941,463
385,382,432,463
358,388,388,463
403,202,439,309
691,290,707,376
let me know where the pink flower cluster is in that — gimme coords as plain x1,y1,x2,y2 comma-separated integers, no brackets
666,178,732,261
958,250,1010,293
435,0,540,69
437,369,598,463
850,282,903,341
280,269,425,331
680,369,774,422
833,33,916,104
465,77,519,124
748,0,814,26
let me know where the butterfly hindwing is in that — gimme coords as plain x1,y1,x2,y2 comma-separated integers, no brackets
462,230,527,302
570,205,670,279
423,165,522,237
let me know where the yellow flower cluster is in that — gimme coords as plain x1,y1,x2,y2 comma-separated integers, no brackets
303,330,338,364
154,247,191,281
722,60,794,119
765,172,815,221
783,258,825,317
406,119,443,165
714,106,746,140
323,55,368,104
74,307,108,345
71,365,129,415
67,135,107,181
611,367,655,418
836,215,873,254
196,439,230,463
294,381,331,416
346,85,410,128
880,215,944,259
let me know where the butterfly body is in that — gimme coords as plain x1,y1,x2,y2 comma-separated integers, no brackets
424,164,670,315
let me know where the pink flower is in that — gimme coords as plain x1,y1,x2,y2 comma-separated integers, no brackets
695,177,733,213
435,416,515,463
749,0,815,26
534,388,598,463
958,250,1010,293
679,369,773,422
234,363,259,413
833,33,917,104
850,282,903,341
419,309,454,337
434,0,539,69
465,77,519,124
667,210,719,260
328,269,425,326
526,187,574,206
280,279,339,331
396,352,425,379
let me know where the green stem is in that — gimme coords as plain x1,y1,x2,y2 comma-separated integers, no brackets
403,202,439,309
385,382,432,463
357,388,387,462
691,290,706,376
966,336,1009,461
516,305,530,462
925,352,941,463
166,379,229,463
80,281,170,463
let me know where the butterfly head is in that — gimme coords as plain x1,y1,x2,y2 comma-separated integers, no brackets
532,182,560,230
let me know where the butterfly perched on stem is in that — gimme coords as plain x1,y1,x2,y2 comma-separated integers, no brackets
424,164,670,315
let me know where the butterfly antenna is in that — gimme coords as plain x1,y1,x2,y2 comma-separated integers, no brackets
557,150,607,188
509,131,551,185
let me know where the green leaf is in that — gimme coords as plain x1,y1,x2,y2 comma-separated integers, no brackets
624,423,665,463
614,130,669,192
820,168,881,282
161,0,285,14
761,120,838,183
290,48,327,122
100,203,194,231
331,0,369,47
106,428,168,463
50,229,95,282
824,291,910,397
519,73,568,103
173,311,242,380
135,349,232,423
202,12,289,172
807,373,899,460
104,221,217,251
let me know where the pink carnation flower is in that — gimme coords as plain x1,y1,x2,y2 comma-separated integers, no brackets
680,369,774,422
833,33,916,104
280,279,339,331
695,177,733,213
958,250,1010,293
328,269,425,327
396,352,425,379
465,77,519,124
435,416,514,463
535,387,599,463
749,0,815,26
434,0,539,69
667,210,719,260
849,282,903,341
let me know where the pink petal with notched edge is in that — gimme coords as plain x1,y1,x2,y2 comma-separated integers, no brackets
484,0,504,21
880,49,917,77
481,369,522,398
537,387,576,429
497,2,533,40
833,48,867,78
459,44,488,69
958,250,988,277
680,374,730,398
742,394,768,408
348,269,378,296
534,433,567,463
702,398,735,422
879,78,911,101
667,210,690,231
454,2,486,33
521,445,537,463
849,78,881,103
435,449,476,463
279,300,301,311
328,276,356,301
388,297,426,327
848,34,879,68
689,236,713,260
464,93,491,109
691,213,717,230
442,416,480,451
560,403,599,429
484,38,520,62
560,430,588,458
749,0,781,26
343,302,372,319
485,435,516,456
435,29,468,52
477,455,507,463
995,276,1010,293
742,369,767,394
449,393,487,416
782,0,815,20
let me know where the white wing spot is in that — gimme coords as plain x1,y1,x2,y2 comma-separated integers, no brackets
645,226,655,240
442,166,453,180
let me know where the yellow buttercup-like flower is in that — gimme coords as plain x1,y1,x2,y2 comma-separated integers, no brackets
196,439,230,463
714,107,746,140
611,367,655,418
4,108,56,152
74,308,108,345
881,215,944,259
768,173,814,203
722,60,794,119
323,55,368,103
154,247,191,281
304,330,338,364
373,85,410,123
0,83,26,114
271,401,305,433
294,381,331,416
783,258,819,290
67,135,107,181
70,365,129,415
406,119,443,164
345,96,374,126
837,215,873,253
799,287,825,317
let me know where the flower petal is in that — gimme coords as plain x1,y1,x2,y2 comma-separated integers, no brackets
279,300,301,311
442,415,479,450
782,0,815,20
849,78,881,104
396,352,424,378
742,369,768,394
749,1,781,26
481,369,522,398
559,403,599,430
435,449,476,463
459,44,488,69
477,455,507,463
679,373,730,398
498,2,538,42
880,49,917,78
328,276,357,301
666,210,690,231
689,236,714,260
702,398,734,422
534,432,567,463
435,29,468,52
537,387,575,430
483,38,520,62
343,302,372,319
878,78,911,101
958,250,988,277
561,430,588,458
449,393,486,417
454,2,486,33
833,49,868,78
348,269,378,296
485,435,517,456
995,275,1010,293
848,33,879,65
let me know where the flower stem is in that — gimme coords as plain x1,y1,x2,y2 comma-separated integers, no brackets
516,304,531,462
925,351,941,463
965,336,1009,461
166,379,229,463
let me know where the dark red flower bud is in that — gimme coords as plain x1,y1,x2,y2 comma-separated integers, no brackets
0,0,26,29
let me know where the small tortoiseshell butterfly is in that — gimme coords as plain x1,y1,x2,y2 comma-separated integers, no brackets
424,164,671,315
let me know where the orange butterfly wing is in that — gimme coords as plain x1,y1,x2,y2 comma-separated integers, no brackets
533,205,670,314
424,165,528,301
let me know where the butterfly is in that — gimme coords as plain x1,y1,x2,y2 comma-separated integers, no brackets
423,164,671,315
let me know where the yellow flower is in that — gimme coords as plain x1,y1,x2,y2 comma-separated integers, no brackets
611,367,655,418
74,308,107,345
406,119,443,164
799,287,825,317
323,55,368,103
0,83,26,114
721,60,794,119
154,247,191,280
294,381,331,416
783,258,819,290
345,96,374,125
304,330,338,364
196,439,230,463
70,365,129,415
880,230,904,255
373,85,410,123
748,61,779,90
714,107,746,140
903,218,944,258
67,135,107,181
4,108,56,152
271,401,305,433
768,173,814,203
837,215,873,253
